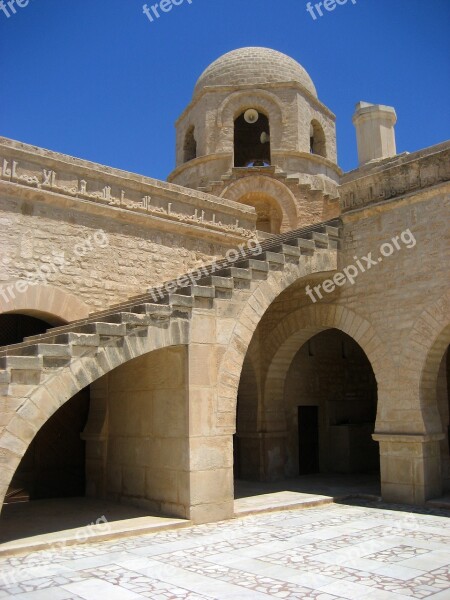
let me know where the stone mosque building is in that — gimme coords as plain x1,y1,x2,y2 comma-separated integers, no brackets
0,48,449,526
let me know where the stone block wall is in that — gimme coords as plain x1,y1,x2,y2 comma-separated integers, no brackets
104,346,190,518
0,137,256,316
231,152,449,501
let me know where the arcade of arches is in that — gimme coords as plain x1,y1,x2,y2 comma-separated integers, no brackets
1,288,449,532
0,44,448,531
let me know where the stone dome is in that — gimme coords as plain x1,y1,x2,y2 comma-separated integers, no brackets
194,47,317,99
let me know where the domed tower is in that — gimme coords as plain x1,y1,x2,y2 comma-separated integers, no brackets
168,47,341,233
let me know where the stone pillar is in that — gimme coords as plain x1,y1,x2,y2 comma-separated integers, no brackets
101,346,191,519
187,339,234,524
353,102,397,165
373,433,444,504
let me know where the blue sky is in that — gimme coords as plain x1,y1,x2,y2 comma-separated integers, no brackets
0,0,449,179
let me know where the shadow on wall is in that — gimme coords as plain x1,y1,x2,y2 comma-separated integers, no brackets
1,313,90,505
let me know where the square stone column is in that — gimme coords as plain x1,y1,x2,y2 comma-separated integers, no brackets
353,102,397,165
373,433,444,504
187,337,235,524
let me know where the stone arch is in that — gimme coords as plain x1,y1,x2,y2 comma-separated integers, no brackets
0,319,189,510
220,175,299,232
217,90,284,153
0,284,90,325
216,253,349,432
405,290,450,433
261,305,386,420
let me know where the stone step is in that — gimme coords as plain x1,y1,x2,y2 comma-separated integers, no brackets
11,344,71,359
312,232,330,248
48,333,101,347
0,356,44,385
129,303,172,317
160,294,195,308
325,225,341,238
325,225,341,248
253,251,285,266
177,285,215,299
272,244,301,258
97,312,165,327
216,267,253,282
69,322,127,338
236,258,269,274
0,219,342,383
0,356,43,370
286,237,316,253
7,344,72,369
199,276,234,290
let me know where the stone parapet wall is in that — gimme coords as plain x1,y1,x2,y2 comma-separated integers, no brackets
0,137,256,238
0,138,258,314
340,142,450,213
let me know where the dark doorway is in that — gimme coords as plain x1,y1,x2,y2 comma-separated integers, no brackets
298,406,319,474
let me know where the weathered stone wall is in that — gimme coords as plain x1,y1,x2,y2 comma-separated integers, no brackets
0,195,235,313
0,138,257,315
238,175,449,501
105,346,190,518
436,348,450,491
0,131,448,518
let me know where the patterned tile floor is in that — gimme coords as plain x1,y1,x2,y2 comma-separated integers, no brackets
0,501,449,599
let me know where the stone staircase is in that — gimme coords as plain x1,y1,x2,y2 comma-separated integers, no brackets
0,219,341,397
198,166,340,204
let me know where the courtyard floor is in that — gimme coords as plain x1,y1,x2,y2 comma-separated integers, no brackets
0,500,449,600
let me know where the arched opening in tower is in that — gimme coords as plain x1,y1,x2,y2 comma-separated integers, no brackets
234,111,271,168
183,125,197,163
310,120,327,158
